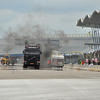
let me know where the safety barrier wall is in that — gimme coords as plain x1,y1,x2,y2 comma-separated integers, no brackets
64,64,100,68
64,64,100,72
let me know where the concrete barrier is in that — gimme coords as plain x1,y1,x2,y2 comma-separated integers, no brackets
64,64,100,72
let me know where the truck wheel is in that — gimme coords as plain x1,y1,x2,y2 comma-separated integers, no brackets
35,66,37,69
1,60,5,65
6,61,10,65
23,64,27,69
37,65,40,70
12,63,14,66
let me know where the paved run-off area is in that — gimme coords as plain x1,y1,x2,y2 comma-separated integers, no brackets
0,65,100,100
0,79,100,100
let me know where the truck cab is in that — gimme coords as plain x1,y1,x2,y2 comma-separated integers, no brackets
23,45,42,69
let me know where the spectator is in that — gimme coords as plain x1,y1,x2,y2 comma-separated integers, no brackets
98,60,100,65
88,60,91,65
92,60,95,65
78,59,80,64
79,60,82,65
82,60,85,65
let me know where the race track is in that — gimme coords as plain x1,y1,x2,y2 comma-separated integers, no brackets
0,64,100,100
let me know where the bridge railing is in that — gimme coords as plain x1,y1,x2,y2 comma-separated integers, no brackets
44,33,92,38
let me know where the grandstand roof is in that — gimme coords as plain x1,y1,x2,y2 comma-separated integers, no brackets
59,46,96,54
0,45,24,56
76,10,100,28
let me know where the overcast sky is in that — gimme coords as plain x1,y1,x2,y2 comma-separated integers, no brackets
0,0,100,38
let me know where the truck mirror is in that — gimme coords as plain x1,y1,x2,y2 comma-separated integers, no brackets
23,51,24,53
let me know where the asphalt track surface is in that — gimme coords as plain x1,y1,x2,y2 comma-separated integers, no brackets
0,64,100,100
0,64,100,79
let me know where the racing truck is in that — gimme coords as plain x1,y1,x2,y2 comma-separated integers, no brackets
48,54,64,68
23,45,42,69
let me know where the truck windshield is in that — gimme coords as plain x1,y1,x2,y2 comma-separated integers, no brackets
5,56,9,59
52,59,63,62
25,49,40,55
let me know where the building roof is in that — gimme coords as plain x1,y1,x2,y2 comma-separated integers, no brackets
76,10,100,28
